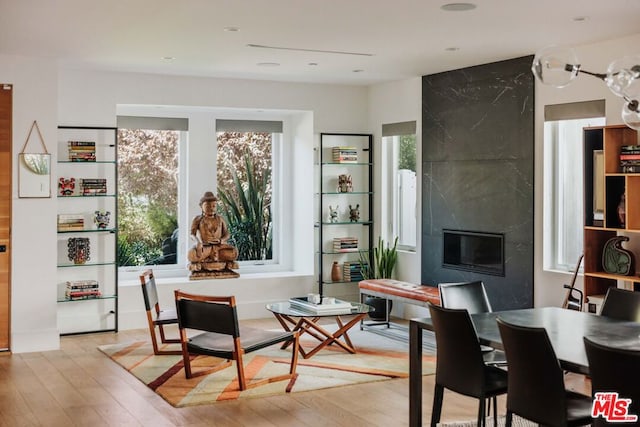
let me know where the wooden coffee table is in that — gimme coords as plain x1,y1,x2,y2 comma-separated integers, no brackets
266,301,372,359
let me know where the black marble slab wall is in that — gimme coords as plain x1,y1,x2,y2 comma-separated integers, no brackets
421,56,534,309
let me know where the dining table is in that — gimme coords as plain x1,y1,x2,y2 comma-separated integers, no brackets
409,306,640,427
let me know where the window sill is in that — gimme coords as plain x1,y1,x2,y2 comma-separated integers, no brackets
118,270,307,288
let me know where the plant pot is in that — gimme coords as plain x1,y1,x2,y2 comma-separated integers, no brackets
364,296,392,321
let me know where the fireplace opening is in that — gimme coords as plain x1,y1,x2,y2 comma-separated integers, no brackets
442,229,505,276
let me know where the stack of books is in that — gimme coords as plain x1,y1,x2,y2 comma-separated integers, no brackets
333,237,358,252
57,214,84,231
65,280,101,300
620,145,640,173
80,178,107,195
343,261,364,282
332,146,358,163
289,297,353,315
68,141,96,162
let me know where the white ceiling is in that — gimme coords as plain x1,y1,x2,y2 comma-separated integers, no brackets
1,0,640,86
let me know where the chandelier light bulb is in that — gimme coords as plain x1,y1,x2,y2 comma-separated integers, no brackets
531,45,580,88
622,99,640,131
605,55,640,99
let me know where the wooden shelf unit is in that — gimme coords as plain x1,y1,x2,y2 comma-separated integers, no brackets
583,124,640,308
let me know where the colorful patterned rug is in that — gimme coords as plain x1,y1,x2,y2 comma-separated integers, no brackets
99,336,436,407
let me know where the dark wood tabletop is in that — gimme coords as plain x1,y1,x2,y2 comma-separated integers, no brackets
409,306,640,427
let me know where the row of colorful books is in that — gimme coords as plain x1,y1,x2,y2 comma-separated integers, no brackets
65,280,101,300
620,145,640,173
67,141,96,162
80,178,107,195
333,237,358,251
332,146,358,163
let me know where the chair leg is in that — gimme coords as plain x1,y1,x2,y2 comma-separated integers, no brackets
492,396,497,427
505,411,513,427
430,384,444,427
477,397,486,427
234,338,247,391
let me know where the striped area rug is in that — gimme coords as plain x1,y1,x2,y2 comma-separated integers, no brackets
99,336,435,407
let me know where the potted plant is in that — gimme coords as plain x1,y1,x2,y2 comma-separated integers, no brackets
359,236,398,320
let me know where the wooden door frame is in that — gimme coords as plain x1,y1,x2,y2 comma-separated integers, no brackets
0,83,12,351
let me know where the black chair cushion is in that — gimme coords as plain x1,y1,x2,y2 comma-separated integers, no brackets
187,326,295,359
565,391,594,424
155,309,178,325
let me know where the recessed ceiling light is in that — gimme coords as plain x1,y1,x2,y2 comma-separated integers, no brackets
352,69,364,73
161,56,175,61
445,47,460,52
257,62,280,67
308,62,318,66
224,26,240,32
572,16,589,22
441,3,477,12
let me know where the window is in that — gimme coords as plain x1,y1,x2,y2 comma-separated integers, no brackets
543,101,605,271
117,119,184,270
115,109,302,281
215,119,283,264
382,121,417,251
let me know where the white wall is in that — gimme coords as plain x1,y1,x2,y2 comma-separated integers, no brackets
534,33,640,308
2,60,370,352
0,54,60,353
367,77,427,318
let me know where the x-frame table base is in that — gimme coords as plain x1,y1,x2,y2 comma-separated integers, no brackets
272,312,368,359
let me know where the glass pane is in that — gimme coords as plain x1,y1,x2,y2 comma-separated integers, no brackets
117,129,179,267
216,131,273,261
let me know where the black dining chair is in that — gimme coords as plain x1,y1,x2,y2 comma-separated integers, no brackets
496,318,592,427
139,269,181,355
174,290,300,392
599,287,640,321
584,336,640,426
438,281,506,366
428,303,508,427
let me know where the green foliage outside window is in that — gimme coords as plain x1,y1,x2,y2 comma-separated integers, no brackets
398,134,416,172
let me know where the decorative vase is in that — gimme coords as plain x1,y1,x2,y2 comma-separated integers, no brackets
331,261,342,282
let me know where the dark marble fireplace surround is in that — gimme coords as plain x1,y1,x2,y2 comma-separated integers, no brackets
421,56,534,310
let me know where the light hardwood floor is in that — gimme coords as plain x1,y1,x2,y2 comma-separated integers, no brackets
0,317,590,427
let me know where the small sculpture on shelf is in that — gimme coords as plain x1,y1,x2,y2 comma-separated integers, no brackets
337,174,353,193
349,204,360,222
67,237,90,265
602,236,635,276
58,177,76,196
187,191,239,279
328,205,339,223
93,210,111,229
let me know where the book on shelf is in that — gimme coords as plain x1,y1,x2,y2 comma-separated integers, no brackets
331,146,358,163
57,214,84,231
333,237,358,250
80,178,107,195
65,279,101,299
66,279,99,290
68,141,96,162
288,297,354,315
343,261,364,282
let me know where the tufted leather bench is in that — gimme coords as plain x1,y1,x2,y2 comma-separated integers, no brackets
359,279,440,307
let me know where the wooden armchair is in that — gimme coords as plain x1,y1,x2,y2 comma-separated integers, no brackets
139,269,181,355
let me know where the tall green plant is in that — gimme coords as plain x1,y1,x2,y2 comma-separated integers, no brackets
218,154,272,261
359,236,399,279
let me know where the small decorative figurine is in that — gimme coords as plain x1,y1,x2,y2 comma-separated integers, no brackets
349,204,360,222
94,210,111,229
329,205,339,223
337,174,353,193
67,237,90,265
58,177,76,196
